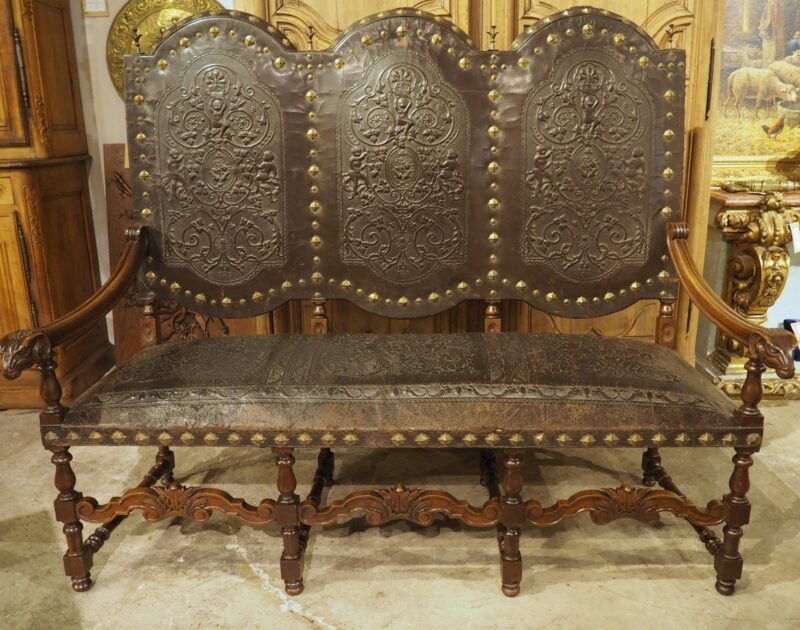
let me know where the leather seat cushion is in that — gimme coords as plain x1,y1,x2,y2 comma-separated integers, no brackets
62,333,743,447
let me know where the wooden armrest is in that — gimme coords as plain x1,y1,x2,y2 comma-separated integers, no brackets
0,226,148,379
667,223,796,378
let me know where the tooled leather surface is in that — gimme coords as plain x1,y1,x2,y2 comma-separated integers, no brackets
66,333,736,430
523,54,653,281
128,8,682,319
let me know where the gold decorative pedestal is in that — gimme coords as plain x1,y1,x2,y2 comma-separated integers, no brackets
709,188,800,398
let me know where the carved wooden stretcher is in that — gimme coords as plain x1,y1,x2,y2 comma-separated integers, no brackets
1,7,797,598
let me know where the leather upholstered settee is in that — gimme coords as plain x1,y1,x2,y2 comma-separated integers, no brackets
1,7,796,598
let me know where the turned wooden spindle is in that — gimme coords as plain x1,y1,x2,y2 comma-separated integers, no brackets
500,450,524,596
140,299,161,348
39,352,65,424
155,446,175,485
484,300,501,333
311,298,329,335
641,447,661,487
51,447,93,591
738,358,766,424
655,298,676,349
274,447,303,595
715,448,755,595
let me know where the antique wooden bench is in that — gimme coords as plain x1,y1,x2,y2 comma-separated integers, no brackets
1,7,797,598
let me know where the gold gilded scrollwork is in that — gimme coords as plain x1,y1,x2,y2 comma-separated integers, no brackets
106,0,224,98
711,191,799,393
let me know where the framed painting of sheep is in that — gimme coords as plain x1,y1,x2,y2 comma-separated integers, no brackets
713,0,800,183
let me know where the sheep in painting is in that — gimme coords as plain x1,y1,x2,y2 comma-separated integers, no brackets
724,67,798,117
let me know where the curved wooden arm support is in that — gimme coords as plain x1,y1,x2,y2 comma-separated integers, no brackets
667,223,796,378
0,226,148,380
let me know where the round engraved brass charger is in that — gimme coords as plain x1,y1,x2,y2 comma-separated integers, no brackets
106,0,224,98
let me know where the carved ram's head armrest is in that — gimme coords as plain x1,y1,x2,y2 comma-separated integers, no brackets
0,329,52,380
749,329,797,379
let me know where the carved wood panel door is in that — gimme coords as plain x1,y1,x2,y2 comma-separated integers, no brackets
234,0,723,357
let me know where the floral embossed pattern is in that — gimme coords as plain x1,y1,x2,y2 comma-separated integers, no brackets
339,53,467,283
158,57,285,285
523,54,653,282
318,334,478,379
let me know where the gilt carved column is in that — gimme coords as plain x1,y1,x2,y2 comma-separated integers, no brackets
708,188,799,397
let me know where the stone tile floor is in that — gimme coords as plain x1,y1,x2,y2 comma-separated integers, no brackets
1,402,798,629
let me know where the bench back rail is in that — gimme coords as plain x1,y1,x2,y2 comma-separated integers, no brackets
126,7,684,321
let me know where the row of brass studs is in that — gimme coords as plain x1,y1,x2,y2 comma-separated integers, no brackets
42,429,762,448
134,11,678,309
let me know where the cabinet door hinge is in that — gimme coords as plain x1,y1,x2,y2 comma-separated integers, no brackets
13,29,30,110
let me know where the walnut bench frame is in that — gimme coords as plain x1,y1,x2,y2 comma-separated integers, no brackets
1,7,797,598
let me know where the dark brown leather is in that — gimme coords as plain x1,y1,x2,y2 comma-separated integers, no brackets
51,333,749,450
126,7,682,320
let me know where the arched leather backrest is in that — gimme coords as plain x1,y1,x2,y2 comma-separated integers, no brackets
126,6,683,319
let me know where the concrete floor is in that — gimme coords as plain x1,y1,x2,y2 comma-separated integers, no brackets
1,403,799,629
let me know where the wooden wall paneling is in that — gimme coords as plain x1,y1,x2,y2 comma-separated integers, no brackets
0,0,28,146
257,1,472,50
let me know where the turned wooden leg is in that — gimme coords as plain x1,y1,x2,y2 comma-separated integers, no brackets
319,448,334,487
500,450,524,597
156,446,175,485
51,447,93,592
641,447,662,487
274,447,303,595
715,447,755,596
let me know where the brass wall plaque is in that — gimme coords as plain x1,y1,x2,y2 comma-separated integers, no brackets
106,0,223,98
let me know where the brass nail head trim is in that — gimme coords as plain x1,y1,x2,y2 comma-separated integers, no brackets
251,433,266,446
274,433,289,446
343,433,359,445
627,433,643,446
580,434,596,446
321,433,336,446
674,432,690,446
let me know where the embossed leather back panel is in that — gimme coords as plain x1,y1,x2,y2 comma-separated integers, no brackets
126,7,683,319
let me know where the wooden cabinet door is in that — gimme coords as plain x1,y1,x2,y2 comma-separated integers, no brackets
0,0,28,147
